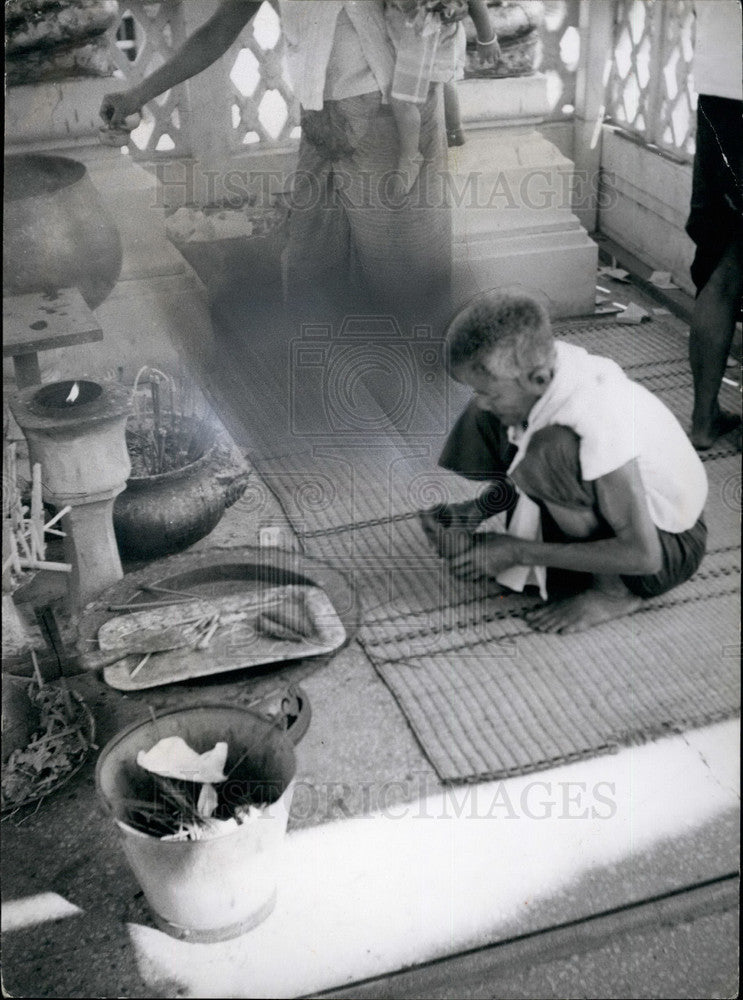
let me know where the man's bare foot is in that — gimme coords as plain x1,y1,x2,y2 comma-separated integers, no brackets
690,408,741,450
524,586,641,634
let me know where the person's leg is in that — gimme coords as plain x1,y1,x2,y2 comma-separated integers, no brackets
620,516,707,600
510,426,643,632
443,81,465,146
689,238,743,449
685,95,743,449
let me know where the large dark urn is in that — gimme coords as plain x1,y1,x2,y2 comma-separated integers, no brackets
113,444,229,562
3,153,123,309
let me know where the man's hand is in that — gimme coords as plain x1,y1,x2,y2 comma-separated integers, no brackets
419,500,484,559
100,90,142,130
449,532,520,580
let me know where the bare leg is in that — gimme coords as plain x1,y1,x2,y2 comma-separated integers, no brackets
524,500,641,633
689,240,743,450
390,96,424,194
443,82,464,146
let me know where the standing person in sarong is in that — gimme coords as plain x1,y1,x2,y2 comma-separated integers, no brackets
100,0,452,333
686,0,742,450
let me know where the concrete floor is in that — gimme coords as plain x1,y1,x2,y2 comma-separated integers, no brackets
1,709,739,997
314,882,740,999
2,149,740,998
3,469,739,996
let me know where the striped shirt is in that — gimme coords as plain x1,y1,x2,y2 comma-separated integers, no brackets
279,0,396,110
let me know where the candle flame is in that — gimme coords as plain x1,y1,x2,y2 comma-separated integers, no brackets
66,382,80,404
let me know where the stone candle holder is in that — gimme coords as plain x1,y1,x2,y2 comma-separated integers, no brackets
10,379,132,611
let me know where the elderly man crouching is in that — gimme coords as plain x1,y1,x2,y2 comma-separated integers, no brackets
421,292,708,633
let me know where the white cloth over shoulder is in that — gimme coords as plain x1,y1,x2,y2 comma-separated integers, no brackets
495,341,709,597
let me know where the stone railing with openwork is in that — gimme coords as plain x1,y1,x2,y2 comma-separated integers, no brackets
107,0,299,160
6,0,581,161
605,0,696,161
108,0,581,160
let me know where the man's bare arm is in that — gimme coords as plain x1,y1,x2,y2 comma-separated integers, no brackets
101,1,266,127
451,459,664,579
513,459,664,576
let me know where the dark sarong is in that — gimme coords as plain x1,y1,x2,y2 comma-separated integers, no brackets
685,94,743,293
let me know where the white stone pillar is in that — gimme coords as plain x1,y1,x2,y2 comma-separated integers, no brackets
572,0,615,234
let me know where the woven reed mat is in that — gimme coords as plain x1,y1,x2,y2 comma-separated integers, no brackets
252,318,740,530
255,318,741,782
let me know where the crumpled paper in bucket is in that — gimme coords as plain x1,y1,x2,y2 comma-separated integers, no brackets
137,737,229,820
136,737,228,783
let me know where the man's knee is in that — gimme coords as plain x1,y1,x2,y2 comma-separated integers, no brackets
513,425,583,502
527,425,580,465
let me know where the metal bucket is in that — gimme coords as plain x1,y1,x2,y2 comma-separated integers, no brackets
96,702,298,942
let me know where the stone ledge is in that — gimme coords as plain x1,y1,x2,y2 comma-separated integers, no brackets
453,205,582,239
5,77,113,150
458,74,550,126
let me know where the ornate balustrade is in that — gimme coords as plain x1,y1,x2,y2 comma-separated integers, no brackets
606,0,696,162
106,0,299,160
105,0,580,164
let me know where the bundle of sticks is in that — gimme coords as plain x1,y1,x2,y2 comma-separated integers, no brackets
2,445,71,591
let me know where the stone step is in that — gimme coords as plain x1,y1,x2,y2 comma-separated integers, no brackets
453,223,597,318
453,205,583,240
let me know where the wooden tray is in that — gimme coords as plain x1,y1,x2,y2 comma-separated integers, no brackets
101,585,346,691
77,547,357,692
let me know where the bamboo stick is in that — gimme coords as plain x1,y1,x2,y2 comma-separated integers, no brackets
30,647,44,688
30,463,44,560
108,598,204,612
2,527,21,576
15,526,33,561
43,506,72,532
4,443,17,519
17,558,72,573
139,584,200,599
196,614,220,649
108,595,281,614
129,652,152,679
